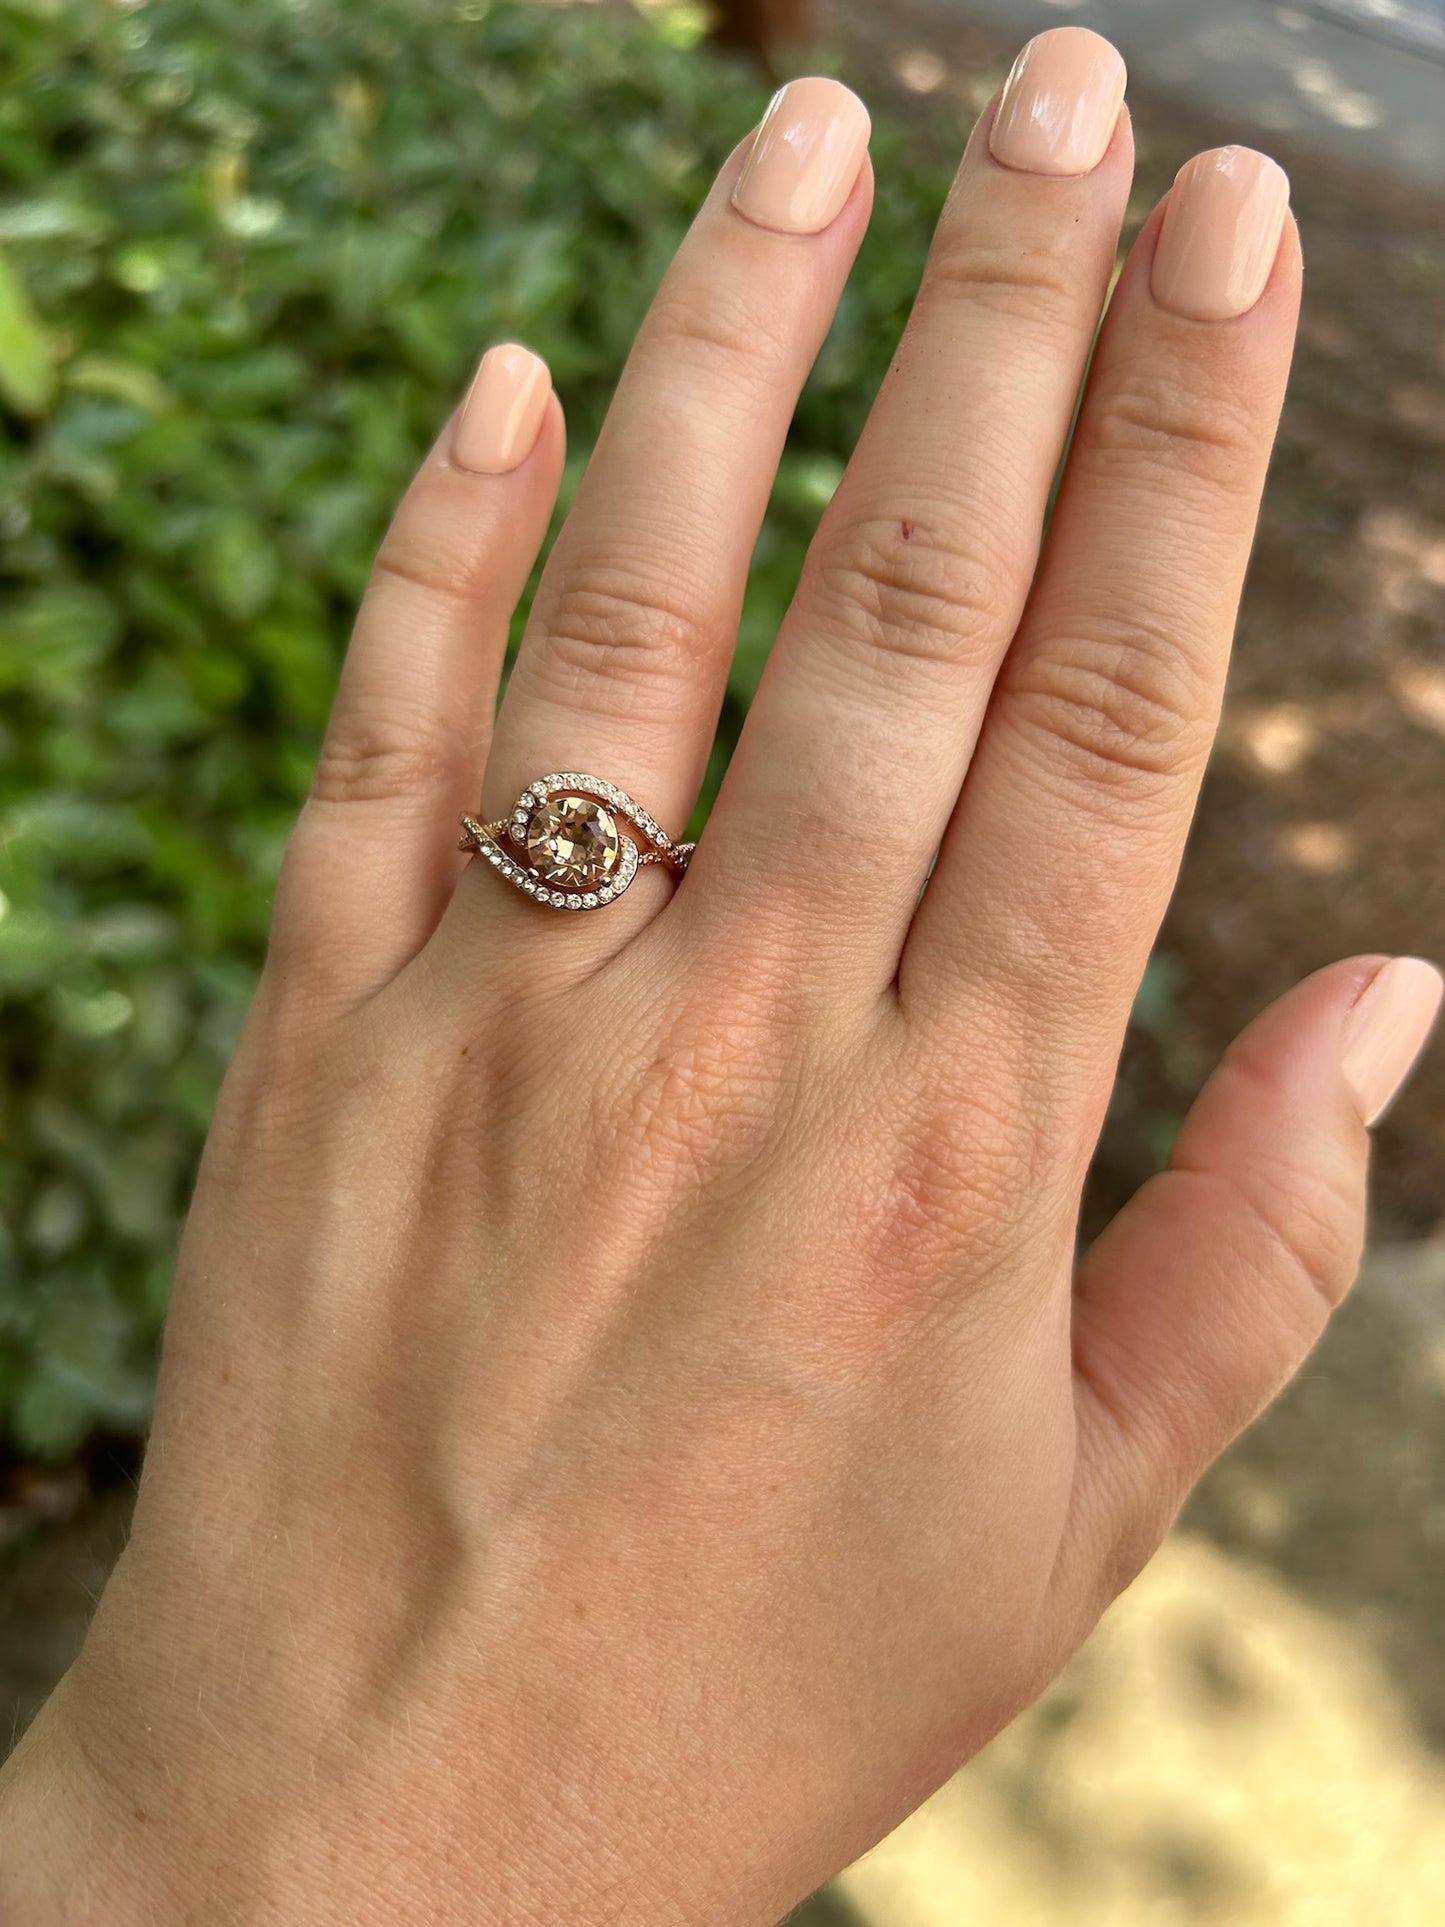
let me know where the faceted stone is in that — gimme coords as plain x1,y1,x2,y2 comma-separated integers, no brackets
527,795,620,888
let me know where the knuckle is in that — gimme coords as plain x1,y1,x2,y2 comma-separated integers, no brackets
847,1056,1045,1319
1087,368,1263,496
1224,1155,1364,1318
533,558,713,700
310,706,462,807
648,271,791,380
865,1121,995,1282
1196,1041,1366,1318
809,512,1004,676
1005,619,1211,796
602,987,799,1197
921,232,1082,336
373,519,487,610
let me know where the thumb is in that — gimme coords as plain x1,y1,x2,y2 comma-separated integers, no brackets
1056,953,1441,1623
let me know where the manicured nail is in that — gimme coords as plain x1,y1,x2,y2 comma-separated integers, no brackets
1151,146,1290,322
732,77,871,236
1341,957,1443,1125
990,28,1126,178
452,343,551,475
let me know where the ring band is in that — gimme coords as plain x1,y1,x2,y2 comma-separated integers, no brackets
459,772,693,912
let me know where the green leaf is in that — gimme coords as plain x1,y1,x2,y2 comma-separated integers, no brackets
0,0,948,1462
196,512,280,622
67,355,175,414
0,585,122,700
0,245,54,416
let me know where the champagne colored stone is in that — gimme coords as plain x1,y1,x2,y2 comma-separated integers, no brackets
526,796,620,887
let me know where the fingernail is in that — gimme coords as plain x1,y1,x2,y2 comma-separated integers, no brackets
732,77,871,236
452,343,551,475
1341,957,1443,1125
1151,145,1290,322
990,28,1127,178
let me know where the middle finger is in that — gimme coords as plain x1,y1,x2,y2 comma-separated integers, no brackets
696,30,1131,988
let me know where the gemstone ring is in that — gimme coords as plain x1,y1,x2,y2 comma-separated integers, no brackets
458,773,693,912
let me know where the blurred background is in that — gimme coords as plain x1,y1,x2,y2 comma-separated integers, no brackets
1,0,1442,1916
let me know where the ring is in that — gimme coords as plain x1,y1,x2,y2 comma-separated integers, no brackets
459,772,694,912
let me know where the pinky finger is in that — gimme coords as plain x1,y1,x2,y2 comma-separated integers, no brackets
268,344,564,1005
1053,953,1442,1632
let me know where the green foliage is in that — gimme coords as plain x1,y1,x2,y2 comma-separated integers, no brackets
0,0,949,1456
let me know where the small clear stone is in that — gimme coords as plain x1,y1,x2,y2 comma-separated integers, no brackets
583,893,598,908
597,886,613,902
549,892,566,907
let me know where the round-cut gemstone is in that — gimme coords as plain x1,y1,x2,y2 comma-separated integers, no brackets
526,794,620,888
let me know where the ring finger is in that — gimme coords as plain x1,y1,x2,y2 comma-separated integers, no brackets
437,79,874,954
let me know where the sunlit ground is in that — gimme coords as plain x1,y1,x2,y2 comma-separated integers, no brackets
826,1535,1445,1923
793,1231,1445,1922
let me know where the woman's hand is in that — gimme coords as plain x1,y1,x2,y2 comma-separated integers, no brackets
4,30,1439,1926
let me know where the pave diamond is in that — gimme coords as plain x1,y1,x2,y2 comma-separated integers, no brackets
526,795,620,888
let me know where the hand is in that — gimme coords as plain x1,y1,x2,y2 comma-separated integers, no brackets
4,32,1439,1927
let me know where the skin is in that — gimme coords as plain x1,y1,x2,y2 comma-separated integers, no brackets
0,50,1423,1927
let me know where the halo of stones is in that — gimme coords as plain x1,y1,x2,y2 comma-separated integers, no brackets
460,772,687,914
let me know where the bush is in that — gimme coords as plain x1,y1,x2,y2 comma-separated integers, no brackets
0,0,949,1456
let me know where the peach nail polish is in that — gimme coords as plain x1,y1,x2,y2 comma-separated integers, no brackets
452,343,551,475
990,28,1127,178
1151,146,1290,322
1341,957,1443,1125
732,77,871,236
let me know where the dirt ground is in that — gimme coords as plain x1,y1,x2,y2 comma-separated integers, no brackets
822,0,1445,1241
811,11,1445,1918
3,8,1443,1919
